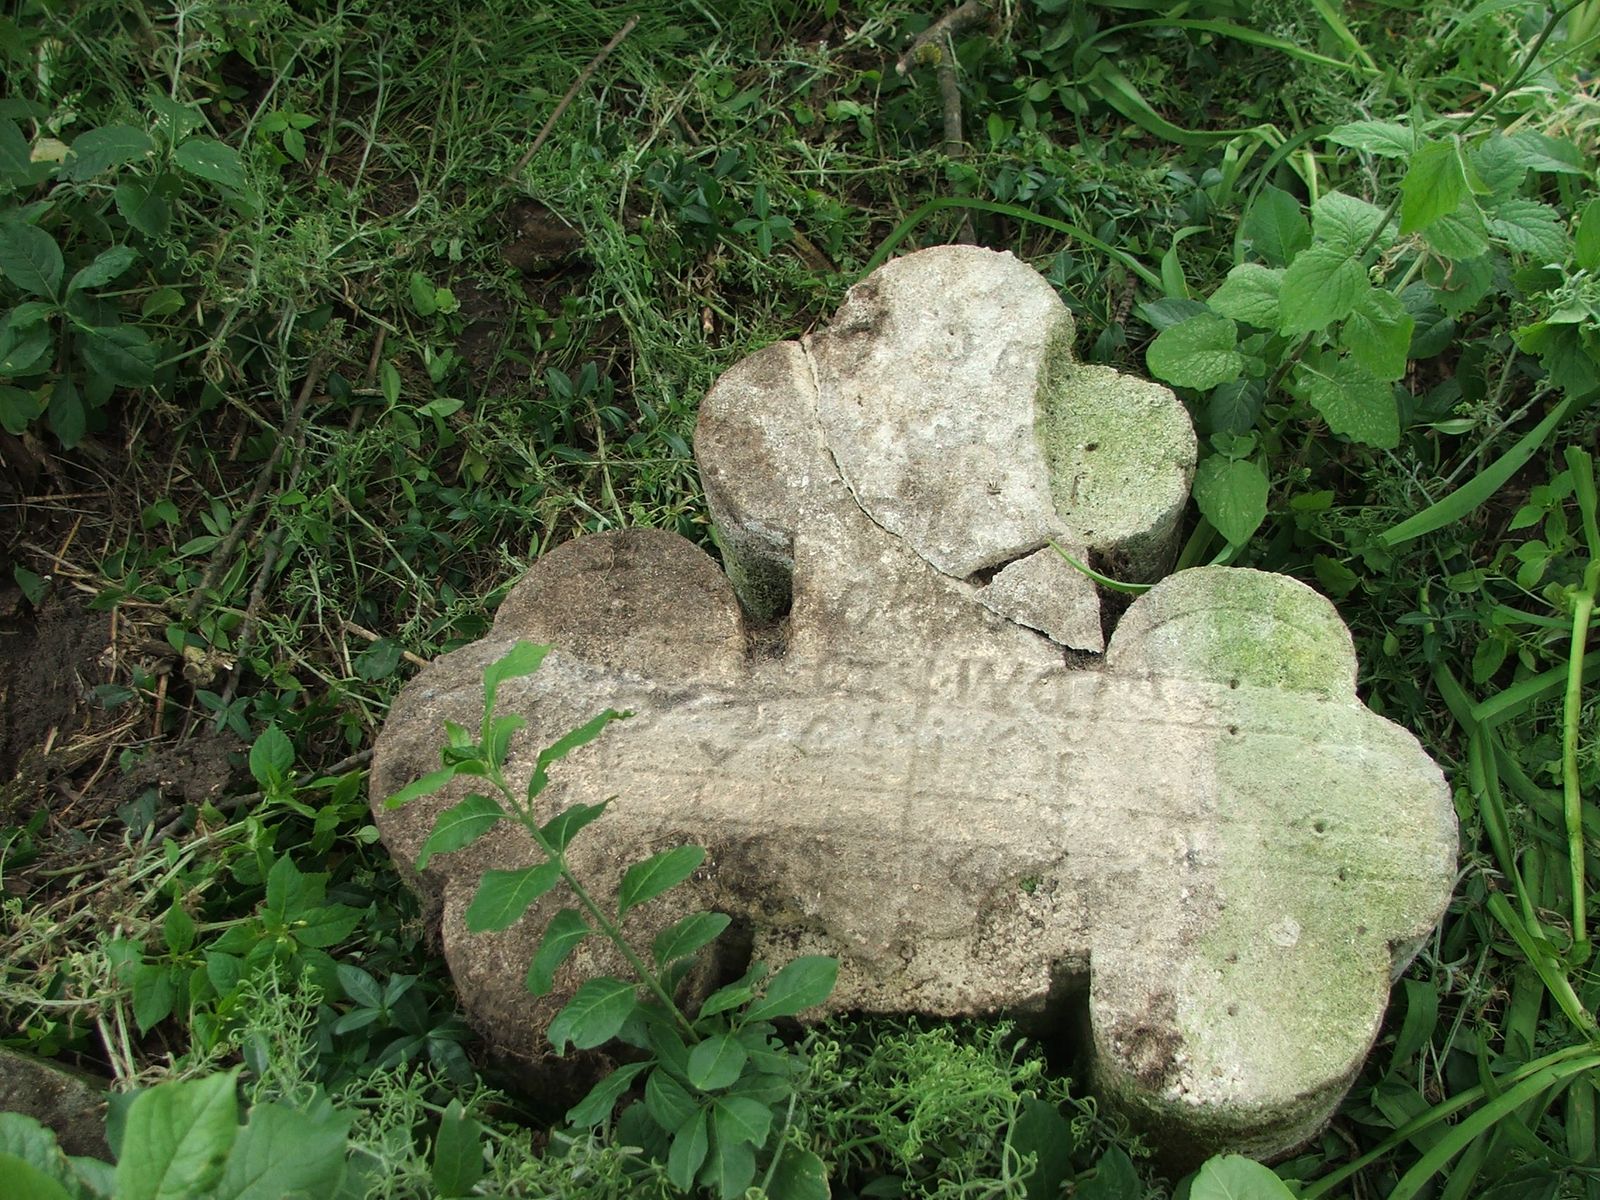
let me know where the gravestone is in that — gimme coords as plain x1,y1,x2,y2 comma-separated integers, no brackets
370,246,1457,1161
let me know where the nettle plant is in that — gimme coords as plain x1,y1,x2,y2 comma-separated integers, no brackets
386,642,838,1200
1145,116,1599,553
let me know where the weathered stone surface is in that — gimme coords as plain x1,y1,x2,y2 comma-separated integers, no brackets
0,1046,111,1160
370,246,1456,1163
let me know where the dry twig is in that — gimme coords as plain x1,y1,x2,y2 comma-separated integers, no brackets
514,16,639,172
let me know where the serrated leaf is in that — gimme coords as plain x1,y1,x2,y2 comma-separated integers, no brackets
0,222,63,298
525,908,589,996
115,1067,240,1200
653,911,732,968
1293,355,1399,448
1326,120,1415,158
163,902,196,955
1191,457,1268,547
712,1096,773,1150
667,1109,709,1191
383,766,457,810
65,125,153,180
1486,197,1567,262
547,977,638,1054
248,723,293,788
1400,139,1468,234
687,1034,749,1090
565,1062,649,1128
1278,246,1365,334
1146,312,1242,389
1312,190,1390,257
115,177,171,238
1208,264,1281,327
1241,185,1309,267
172,137,246,189
1577,196,1600,273
68,244,139,294
463,861,561,933
539,800,610,852
1423,202,1489,260
1502,129,1585,175
744,955,838,1021
618,845,705,919
1343,287,1414,381
80,325,157,388
415,793,503,871
646,1068,698,1132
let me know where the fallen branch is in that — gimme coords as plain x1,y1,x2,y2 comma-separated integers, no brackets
514,16,639,173
895,1,989,77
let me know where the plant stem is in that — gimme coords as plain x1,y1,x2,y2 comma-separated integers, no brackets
1563,558,1598,965
490,765,699,1039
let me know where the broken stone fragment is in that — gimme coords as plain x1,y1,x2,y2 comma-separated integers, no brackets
370,246,1456,1164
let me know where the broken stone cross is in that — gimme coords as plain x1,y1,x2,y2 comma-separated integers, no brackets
370,246,1458,1160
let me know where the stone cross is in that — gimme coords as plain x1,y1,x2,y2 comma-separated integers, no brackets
370,246,1457,1161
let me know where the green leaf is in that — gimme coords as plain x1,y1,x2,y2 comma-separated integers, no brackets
463,861,562,933
383,766,457,810
248,724,293,789
744,956,838,1021
687,1034,749,1090
131,963,177,1033
1292,354,1399,448
1400,139,1468,234
667,1109,709,1191
0,119,42,188
0,317,51,377
697,963,768,1019
1208,264,1281,327
0,1152,73,1200
291,902,363,947
1278,246,1365,335
1326,120,1415,159
1013,1097,1075,1200
429,1099,485,1197
653,911,732,968
1422,203,1489,260
1075,1146,1141,1200
699,1136,756,1200
646,1068,698,1132
712,1096,772,1150
80,326,157,388
415,793,503,871
1145,312,1243,389
1575,196,1600,272
163,903,196,955
539,800,610,852
0,223,64,298
617,845,705,919
1486,198,1567,262
68,245,139,294
1502,129,1585,175
481,640,548,712
1190,1153,1296,1199
115,1067,240,1200
525,908,590,996
529,709,627,799
172,137,246,190
1241,185,1309,268
1191,456,1268,547
547,977,638,1054
1342,287,1414,382
764,1146,830,1200
1312,554,1359,599
0,384,43,434
115,178,171,238
335,963,382,1008
215,1100,351,1200
65,125,154,180
565,1062,649,1128
1312,190,1390,257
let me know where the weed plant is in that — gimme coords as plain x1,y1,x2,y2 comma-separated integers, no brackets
1,0,1598,1196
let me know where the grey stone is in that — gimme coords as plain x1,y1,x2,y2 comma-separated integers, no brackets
0,1046,111,1161
370,247,1456,1163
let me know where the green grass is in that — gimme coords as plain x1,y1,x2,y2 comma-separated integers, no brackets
1,0,1598,1196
